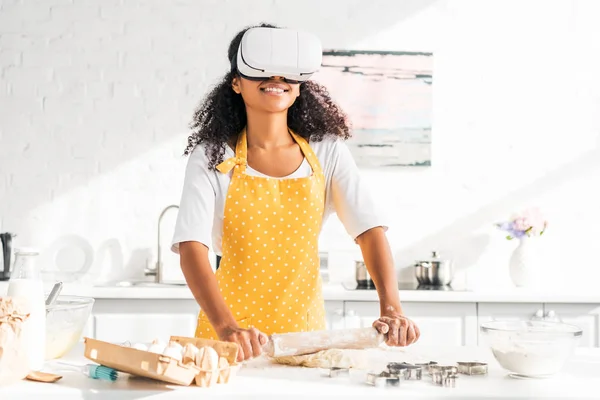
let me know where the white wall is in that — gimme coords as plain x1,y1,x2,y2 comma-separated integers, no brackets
1,0,598,288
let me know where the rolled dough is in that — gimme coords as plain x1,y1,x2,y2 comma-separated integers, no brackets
272,349,356,369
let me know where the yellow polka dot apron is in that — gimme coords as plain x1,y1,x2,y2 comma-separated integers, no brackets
194,127,327,339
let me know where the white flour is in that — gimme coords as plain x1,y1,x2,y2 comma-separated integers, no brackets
492,349,568,377
489,333,575,377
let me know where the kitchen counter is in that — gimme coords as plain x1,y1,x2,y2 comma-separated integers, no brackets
3,343,599,399
323,283,600,303
3,281,600,303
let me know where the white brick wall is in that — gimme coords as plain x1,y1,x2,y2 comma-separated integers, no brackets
1,0,599,288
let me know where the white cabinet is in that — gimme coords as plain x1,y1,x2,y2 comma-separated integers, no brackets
544,303,600,347
477,303,599,347
84,297,600,348
324,301,344,330
90,299,199,343
344,301,478,346
82,315,94,339
477,303,543,323
477,303,544,345
94,314,197,343
89,300,345,342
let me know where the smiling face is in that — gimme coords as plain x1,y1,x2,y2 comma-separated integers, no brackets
232,76,300,113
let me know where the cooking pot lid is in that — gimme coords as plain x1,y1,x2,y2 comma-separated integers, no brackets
421,251,441,261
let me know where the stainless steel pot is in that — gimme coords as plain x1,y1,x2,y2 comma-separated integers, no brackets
414,251,454,286
355,260,374,289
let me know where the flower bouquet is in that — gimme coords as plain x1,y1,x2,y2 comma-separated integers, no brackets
495,207,548,240
495,208,548,287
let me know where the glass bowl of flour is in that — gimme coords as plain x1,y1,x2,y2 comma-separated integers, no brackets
480,320,582,379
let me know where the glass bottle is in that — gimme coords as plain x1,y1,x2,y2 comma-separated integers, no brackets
7,248,46,371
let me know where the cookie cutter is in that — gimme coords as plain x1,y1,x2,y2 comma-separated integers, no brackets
386,362,411,374
366,371,401,387
432,371,457,388
325,367,350,378
415,361,438,374
457,362,488,376
428,365,458,376
387,362,422,380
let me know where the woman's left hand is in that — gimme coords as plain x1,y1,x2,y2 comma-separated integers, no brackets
373,312,420,347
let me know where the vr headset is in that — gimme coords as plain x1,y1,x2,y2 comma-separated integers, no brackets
233,27,322,84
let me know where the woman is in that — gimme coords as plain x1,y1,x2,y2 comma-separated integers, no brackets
171,23,420,361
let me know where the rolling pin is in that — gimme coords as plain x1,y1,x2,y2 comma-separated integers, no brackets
262,327,385,357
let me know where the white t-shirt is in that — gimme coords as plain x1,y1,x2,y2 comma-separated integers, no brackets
170,137,387,255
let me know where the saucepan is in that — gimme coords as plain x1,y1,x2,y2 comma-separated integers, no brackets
355,261,375,289
414,251,454,286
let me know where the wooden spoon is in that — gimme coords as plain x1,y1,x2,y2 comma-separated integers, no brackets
26,371,63,383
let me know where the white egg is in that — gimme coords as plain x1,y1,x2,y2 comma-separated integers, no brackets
195,346,206,367
183,343,200,364
200,346,219,371
132,343,148,351
147,339,166,354
167,341,183,353
163,345,183,361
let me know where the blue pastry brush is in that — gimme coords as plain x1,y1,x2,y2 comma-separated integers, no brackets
56,361,118,381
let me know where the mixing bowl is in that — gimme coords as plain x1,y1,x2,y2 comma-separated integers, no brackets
480,320,582,378
45,295,95,360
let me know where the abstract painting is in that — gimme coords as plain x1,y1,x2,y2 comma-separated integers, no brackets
312,50,433,167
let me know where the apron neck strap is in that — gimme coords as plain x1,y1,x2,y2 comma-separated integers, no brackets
233,127,249,174
232,127,322,175
287,129,323,176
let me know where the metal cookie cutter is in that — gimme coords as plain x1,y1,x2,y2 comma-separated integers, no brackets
366,371,401,387
457,362,488,376
416,361,439,375
325,367,350,378
432,371,457,388
387,362,422,380
386,362,410,374
429,365,458,376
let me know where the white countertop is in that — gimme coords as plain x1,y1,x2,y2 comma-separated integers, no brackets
2,281,600,303
3,343,599,399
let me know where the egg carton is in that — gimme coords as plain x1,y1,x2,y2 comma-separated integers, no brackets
170,336,241,387
194,361,242,387
84,336,241,387
84,337,199,386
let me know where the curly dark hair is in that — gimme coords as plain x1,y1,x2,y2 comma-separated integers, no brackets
184,23,352,168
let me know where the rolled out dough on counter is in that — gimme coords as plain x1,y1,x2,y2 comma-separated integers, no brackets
272,349,359,369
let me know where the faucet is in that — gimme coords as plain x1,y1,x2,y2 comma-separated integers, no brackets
145,204,179,283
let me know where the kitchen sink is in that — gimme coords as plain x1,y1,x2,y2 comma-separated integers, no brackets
96,281,187,288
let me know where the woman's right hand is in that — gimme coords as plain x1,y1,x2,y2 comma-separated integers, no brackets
218,326,268,362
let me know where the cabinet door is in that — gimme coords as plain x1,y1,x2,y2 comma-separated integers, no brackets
544,303,599,347
477,303,544,345
324,301,344,330
94,313,197,343
92,299,199,344
344,301,478,346
82,315,95,339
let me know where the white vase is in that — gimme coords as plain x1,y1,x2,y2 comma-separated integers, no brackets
508,236,540,287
